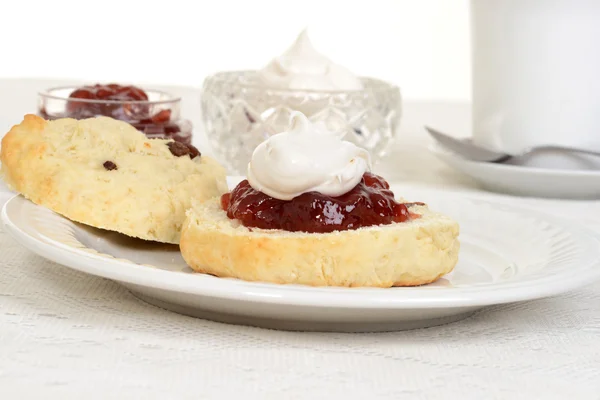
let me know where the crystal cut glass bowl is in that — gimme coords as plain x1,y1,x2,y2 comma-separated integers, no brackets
201,71,402,174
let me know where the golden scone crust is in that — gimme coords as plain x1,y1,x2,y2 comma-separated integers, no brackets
1,114,227,244
180,198,460,287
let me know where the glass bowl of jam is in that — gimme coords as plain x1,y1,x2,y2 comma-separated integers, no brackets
200,71,402,175
38,84,193,144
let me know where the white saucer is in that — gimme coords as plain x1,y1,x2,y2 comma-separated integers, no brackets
3,183,600,332
430,142,600,199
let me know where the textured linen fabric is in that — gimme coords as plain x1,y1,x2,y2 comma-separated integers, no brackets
1,84,600,399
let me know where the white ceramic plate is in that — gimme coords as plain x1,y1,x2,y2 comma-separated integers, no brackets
429,142,600,199
3,180,600,332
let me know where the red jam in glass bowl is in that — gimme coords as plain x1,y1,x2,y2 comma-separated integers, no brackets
221,172,423,233
38,84,192,144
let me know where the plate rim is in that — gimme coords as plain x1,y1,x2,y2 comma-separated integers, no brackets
3,193,600,310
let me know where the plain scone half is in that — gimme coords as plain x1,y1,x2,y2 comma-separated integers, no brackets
180,198,460,288
0,114,228,244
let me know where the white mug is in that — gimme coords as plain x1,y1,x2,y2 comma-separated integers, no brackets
471,0,600,169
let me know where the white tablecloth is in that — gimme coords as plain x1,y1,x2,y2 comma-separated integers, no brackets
1,79,600,399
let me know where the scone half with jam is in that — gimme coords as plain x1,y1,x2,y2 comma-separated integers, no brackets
181,113,459,287
1,114,227,244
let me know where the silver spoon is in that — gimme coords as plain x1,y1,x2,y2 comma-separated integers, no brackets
425,126,600,163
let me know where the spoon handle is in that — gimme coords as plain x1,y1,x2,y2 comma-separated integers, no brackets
532,145,600,158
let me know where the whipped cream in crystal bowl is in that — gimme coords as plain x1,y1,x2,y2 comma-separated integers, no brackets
247,112,371,200
201,30,401,175
257,30,363,92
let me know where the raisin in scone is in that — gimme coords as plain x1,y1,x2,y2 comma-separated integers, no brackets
179,113,460,287
1,114,227,244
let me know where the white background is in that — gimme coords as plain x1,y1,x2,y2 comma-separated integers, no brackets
0,0,471,101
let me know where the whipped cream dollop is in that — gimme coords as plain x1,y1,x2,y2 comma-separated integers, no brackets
258,29,363,91
247,112,371,200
